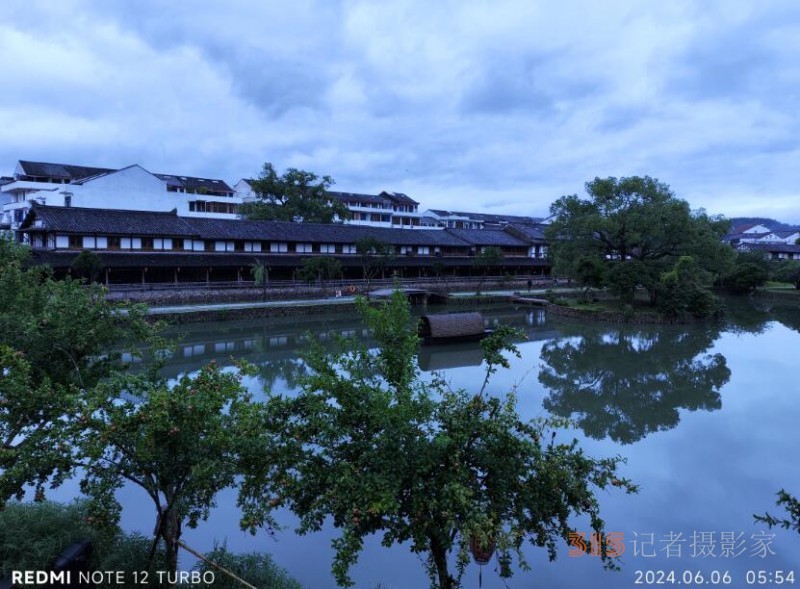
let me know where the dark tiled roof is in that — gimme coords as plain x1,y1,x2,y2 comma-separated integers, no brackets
741,242,800,254
154,173,233,194
380,191,419,205
450,211,538,224
506,222,547,241
18,160,116,180
24,204,191,236
22,205,472,247
329,191,391,206
445,228,530,247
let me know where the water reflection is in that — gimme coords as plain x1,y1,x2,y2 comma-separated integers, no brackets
79,303,800,587
538,325,731,444
151,305,562,382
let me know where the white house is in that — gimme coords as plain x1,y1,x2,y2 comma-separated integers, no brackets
1,160,241,230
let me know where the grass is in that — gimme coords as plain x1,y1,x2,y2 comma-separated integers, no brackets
0,501,303,589
763,281,799,291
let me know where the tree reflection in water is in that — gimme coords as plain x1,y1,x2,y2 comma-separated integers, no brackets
538,325,731,444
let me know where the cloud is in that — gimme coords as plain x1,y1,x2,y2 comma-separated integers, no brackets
1,0,799,222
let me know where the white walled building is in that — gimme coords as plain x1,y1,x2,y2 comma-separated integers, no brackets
1,160,240,230
233,180,429,229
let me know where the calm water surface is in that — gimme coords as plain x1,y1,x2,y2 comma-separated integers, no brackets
56,302,800,587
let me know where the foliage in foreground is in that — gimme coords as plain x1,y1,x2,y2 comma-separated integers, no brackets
755,490,800,534
238,291,637,589
0,501,302,589
0,500,168,583
76,359,259,574
196,543,303,589
0,237,153,506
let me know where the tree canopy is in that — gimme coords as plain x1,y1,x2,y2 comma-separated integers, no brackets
546,176,733,311
0,238,153,504
238,292,636,589
239,162,350,224
77,359,259,573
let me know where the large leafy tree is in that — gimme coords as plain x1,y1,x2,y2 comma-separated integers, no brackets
356,237,395,294
297,256,342,288
239,162,350,223
0,238,149,389
547,176,733,306
473,246,504,295
238,292,636,589
76,360,260,574
771,259,800,289
0,238,152,504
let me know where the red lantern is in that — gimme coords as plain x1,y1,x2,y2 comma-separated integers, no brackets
469,534,496,565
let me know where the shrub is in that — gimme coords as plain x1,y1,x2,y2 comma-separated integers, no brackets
195,544,303,589
0,502,301,589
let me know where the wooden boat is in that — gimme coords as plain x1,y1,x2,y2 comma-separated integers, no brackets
418,312,492,345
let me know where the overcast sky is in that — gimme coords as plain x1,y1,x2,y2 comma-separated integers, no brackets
2,1,799,221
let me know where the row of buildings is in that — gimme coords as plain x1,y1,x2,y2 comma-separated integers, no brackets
724,223,800,261
2,159,550,284
4,159,799,287
1,160,541,232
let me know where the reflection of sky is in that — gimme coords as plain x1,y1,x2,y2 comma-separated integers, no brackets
41,314,800,588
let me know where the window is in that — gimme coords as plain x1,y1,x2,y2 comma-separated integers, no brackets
417,246,430,255
270,242,288,253
68,235,82,249
342,244,357,254
320,244,336,254
141,238,154,250
296,243,313,253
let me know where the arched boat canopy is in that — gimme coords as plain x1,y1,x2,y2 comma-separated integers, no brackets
418,312,486,341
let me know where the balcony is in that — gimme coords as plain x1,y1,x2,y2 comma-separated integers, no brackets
0,180,61,194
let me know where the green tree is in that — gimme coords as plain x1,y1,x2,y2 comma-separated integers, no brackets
472,246,504,295
71,250,104,283
656,256,720,318
76,359,259,574
238,292,636,589
771,259,800,289
239,163,350,224
0,238,149,389
573,255,607,300
356,237,395,295
0,238,152,505
755,490,800,534
298,256,342,289
719,254,770,294
547,176,733,306
251,258,269,301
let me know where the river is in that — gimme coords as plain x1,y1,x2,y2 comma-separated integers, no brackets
52,301,800,588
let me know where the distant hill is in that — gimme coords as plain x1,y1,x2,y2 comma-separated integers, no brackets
727,217,799,231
